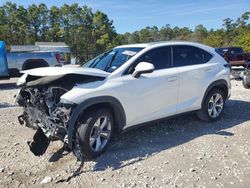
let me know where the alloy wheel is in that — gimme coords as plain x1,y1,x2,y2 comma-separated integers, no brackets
89,116,112,152
207,93,224,118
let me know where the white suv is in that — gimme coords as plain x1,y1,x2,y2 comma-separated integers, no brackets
16,41,231,160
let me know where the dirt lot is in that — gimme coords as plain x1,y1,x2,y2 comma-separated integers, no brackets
0,77,250,188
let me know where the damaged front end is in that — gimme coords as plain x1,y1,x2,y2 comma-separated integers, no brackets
17,85,74,155
16,71,106,157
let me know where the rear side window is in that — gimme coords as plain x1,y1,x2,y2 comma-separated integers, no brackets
173,45,212,67
138,46,172,70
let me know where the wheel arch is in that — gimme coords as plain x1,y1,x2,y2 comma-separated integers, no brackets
67,96,126,149
22,59,49,70
202,79,229,106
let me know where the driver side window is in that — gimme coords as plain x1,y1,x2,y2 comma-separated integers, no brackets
126,46,172,74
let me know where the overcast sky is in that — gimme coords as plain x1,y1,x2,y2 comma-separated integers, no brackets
1,0,250,33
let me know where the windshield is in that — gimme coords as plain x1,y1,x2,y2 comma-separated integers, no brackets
83,47,144,72
230,47,243,55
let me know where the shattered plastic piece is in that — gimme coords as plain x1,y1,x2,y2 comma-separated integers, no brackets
28,128,50,156
40,176,52,184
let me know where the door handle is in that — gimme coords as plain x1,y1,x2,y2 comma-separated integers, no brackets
166,76,177,82
205,68,212,72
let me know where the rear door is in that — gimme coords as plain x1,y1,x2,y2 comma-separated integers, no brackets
120,46,179,127
172,45,214,113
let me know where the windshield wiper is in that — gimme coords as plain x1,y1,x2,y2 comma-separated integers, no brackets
90,52,109,68
105,50,118,72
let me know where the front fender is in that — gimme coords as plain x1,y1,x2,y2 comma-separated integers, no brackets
67,96,126,149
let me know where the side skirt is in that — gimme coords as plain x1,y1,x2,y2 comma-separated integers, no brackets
121,110,200,133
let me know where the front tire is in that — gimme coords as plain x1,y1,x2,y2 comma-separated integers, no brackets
73,108,114,160
197,89,226,122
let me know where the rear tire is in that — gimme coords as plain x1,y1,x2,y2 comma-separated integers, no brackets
243,80,250,89
73,108,114,160
8,68,20,77
242,73,250,89
23,60,49,70
197,89,226,122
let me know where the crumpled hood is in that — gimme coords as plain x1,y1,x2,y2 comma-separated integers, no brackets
21,67,110,77
17,67,109,87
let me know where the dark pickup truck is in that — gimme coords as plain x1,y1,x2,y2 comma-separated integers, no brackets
215,47,250,67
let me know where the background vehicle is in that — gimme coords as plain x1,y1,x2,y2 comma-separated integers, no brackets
7,42,71,76
242,65,250,89
215,47,250,67
16,41,231,160
0,41,9,77
35,42,71,65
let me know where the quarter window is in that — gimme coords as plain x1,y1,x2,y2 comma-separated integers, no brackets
173,45,212,67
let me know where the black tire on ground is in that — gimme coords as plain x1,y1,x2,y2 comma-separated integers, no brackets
73,108,114,160
23,60,49,70
8,68,20,77
197,89,226,122
243,80,250,89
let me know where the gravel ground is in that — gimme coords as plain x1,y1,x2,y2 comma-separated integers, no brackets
0,77,250,188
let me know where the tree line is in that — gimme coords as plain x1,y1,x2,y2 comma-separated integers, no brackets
122,12,250,52
0,2,119,60
0,2,250,61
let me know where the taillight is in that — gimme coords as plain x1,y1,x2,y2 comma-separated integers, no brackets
224,63,231,70
56,53,61,63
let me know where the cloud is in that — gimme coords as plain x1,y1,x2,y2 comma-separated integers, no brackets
171,3,241,16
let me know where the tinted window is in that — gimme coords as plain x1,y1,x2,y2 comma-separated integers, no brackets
138,46,172,70
230,47,243,55
173,45,212,67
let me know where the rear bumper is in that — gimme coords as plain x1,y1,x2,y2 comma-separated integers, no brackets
225,72,231,99
228,81,231,99
229,60,247,66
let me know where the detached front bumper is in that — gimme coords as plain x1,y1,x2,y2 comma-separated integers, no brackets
17,90,75,156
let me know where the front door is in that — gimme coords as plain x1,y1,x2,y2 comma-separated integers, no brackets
120,46,179,127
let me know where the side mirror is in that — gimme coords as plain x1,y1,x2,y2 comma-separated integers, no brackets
132,62,155,78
